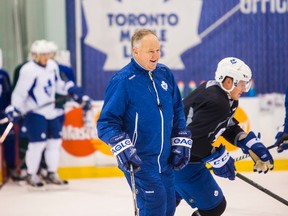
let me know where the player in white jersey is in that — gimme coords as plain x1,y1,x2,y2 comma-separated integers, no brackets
5,40,91,189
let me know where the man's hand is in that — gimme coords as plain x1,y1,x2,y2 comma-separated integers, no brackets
274,130,288,153
169,129,193,170
203,145,236,180
5,105,21,123
238,131,274,173
109,132,142,173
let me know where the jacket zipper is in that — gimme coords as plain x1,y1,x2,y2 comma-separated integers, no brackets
148,71,164,173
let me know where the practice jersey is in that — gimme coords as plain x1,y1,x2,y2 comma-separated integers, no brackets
183,80,244,162
12,59,70,119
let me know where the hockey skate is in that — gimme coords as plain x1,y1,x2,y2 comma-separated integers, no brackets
11,169,28,186
26,174,45,191
44,172,69,191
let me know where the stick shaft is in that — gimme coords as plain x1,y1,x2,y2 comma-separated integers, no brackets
130,164,139,216
236,172,288,206
0,117,8,125
0,122,13,144
234,144,275,162
0,96,70,124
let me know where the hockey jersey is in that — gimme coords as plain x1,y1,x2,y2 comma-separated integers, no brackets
183,80,244,162
12,59,71,119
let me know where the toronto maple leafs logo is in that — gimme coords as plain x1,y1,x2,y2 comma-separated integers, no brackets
82,0,203,70
161,81,168,91
44,79,52,97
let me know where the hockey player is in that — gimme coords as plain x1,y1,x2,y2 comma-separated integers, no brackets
5,40,91,189
97,29,192,216
274,85,288,152
0,67,16,181
174,57,274,216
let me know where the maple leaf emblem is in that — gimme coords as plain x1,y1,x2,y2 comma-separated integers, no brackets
82,0,203,70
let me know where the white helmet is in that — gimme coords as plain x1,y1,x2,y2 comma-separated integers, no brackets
30,40,50,54
215,57,252,92
47,41,58,53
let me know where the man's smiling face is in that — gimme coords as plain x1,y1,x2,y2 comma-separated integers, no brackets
133,34,161,71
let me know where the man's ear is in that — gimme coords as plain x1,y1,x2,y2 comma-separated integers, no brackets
222,77,233,89
132,47,138,55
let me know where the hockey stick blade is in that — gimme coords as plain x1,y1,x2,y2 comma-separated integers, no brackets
0,122,13,144
236,172,288,207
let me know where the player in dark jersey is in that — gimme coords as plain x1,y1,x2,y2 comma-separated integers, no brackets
273,85,288,152
174,57,274,216
0,68,16,181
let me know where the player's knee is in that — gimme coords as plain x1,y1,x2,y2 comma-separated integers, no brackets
197,196,226,216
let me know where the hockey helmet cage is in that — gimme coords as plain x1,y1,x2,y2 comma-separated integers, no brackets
215,57,252,92
30,40,50,54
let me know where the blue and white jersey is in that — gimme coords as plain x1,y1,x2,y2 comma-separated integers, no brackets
97,58,186,173
12,59,70,119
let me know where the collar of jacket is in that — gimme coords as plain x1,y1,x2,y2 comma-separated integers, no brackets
131,58,155,75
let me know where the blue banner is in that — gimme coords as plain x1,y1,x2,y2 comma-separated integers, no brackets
67,0,288,100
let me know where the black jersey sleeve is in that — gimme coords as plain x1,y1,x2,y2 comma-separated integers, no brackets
221,118,245,145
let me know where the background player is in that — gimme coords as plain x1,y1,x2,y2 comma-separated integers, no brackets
274,85,288,152
5,40,91,189
174,57,274,216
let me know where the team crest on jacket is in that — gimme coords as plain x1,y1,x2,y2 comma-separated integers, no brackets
161,81,168,91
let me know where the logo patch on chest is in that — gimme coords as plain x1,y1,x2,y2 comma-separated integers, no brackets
161,81,168,91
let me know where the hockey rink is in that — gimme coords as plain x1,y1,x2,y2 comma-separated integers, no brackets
0,171,287,216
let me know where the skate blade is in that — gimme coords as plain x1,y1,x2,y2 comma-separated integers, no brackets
45,184,69,191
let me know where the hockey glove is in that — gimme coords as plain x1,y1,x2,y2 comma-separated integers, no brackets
203,145,236,180
67,85,83,103
169,129,192,170
238,131,274,173
81,95,92,112
109,132,142,173
67,85,92,111
274,125,288,153
5,105,21,123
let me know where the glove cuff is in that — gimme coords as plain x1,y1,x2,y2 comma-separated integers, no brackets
111,139,133,156
171,137,192,148
109,133,133,156
203,146,231,168
237,131,260,154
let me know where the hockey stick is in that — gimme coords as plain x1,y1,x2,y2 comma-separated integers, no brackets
0,95,71,125
234,144,276,162
208,144,276,171
0,122,13,144
130,164,139,216
0,117,9,125
236,172,288,206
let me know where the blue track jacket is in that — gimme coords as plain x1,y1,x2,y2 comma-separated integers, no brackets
97,58,186,173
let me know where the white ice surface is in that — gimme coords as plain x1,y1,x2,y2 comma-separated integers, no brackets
0,171,288,216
